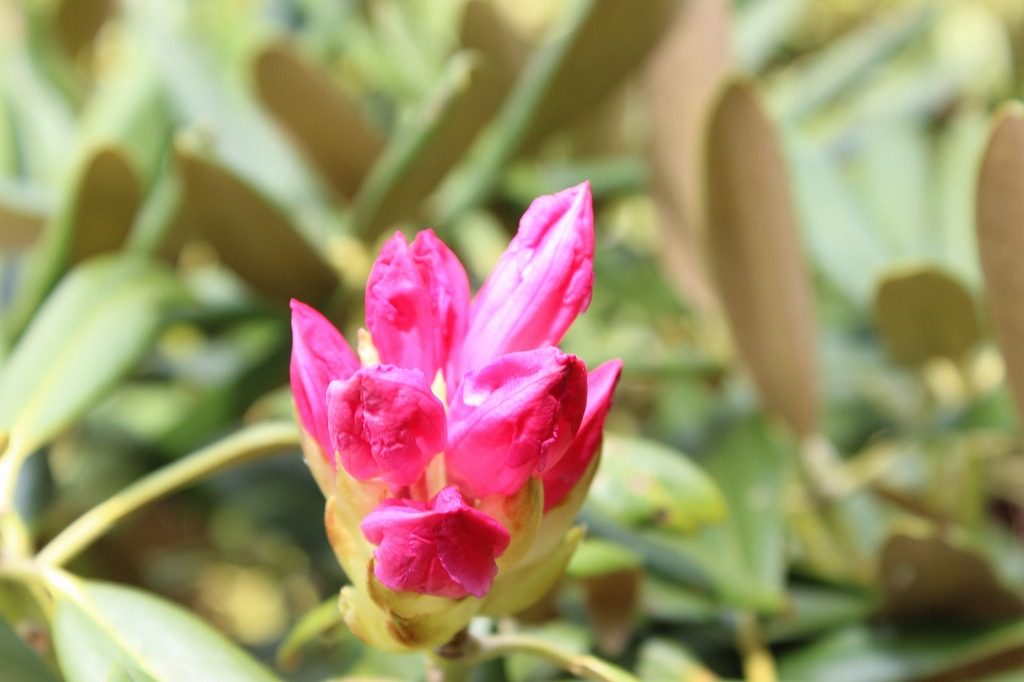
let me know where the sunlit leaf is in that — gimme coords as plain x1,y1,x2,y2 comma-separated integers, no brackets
351,52,503,236
588,433,727,533
0,255,182,454
51,576,280,682
779,621,1024,682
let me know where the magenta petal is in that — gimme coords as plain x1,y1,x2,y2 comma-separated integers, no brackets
366,230,470,380
542,359,622,511
326,365,446,491
290,299,360,460
461,183,594,373
361,487,510,598
445,347,588,498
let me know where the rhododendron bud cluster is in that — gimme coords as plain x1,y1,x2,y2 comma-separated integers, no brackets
290,183,621,650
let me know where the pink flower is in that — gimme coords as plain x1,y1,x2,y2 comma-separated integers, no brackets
446,347,588,498
290,300,359,459
461,182,594,373
290,182,620,608
361,486,510,598
327,366,446,492
541,359,623,511
365,230,470,383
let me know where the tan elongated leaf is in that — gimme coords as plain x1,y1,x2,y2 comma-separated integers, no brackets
176,144,338,304
54,0,113,58
646,0,734,310
459,0,528,89
254,43,384,200
68,147,142,265
704,81,820,438
351,52,503,237
874,266,980,367
0,199,45,249
523,0,678,148
976,103,1024,423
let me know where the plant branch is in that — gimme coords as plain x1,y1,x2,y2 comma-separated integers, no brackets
436,632,638,682
736,613,777,682
36,421,300,567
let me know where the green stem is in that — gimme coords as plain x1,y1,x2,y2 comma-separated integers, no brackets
0,434,34,561
36,421,300,567
736,613,777,682
439,633,638,682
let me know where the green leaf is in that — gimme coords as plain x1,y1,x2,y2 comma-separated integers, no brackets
0,255,182,454
673,418,793,610
276,597,346,671
51,576,280,682
350,51,503,237
0,613,59,682
767,5,932,120
587,433,727,533
735,0,808,72
636,638,715,682
779,621,1024,682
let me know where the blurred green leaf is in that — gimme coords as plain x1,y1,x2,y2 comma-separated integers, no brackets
588,433,727,532
351,51,503,236
0,613,59,682
779,621,1024,682
0,255,182,455
768,5,932,120
786,132,888,305
51,577,280,682
636,638,717,682
735,0,807,72
675,418,793,610
276,597,346,671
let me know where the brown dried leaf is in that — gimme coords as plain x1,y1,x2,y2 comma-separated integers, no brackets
879,532,1024,621
646,0,734,310
68,147,141,265
254,43,384,200
176,144,337,304
976,103,1024,424
523,0,679,148
874,266,980,367
704,80,820,438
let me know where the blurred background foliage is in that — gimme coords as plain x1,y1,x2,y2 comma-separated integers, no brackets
1,0,1024,680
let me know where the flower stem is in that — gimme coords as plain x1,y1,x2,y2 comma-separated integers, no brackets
36,421,300,567
436,632,638,682
736,613,777,682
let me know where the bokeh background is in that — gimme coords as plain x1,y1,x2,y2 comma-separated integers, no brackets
2,0,1024,680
